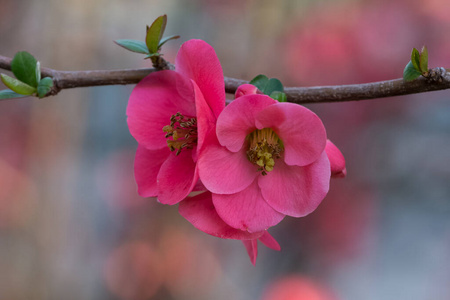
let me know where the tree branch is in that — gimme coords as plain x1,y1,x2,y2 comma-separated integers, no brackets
1,54,449,103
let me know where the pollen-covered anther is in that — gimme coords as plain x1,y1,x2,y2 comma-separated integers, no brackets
163,112,198,155
246,128,284,175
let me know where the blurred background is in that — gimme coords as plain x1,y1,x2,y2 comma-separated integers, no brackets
1,0,450,299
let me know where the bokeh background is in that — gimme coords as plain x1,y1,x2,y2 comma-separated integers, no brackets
1,0,450,299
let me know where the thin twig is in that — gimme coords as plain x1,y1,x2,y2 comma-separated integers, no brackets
1,55,449,103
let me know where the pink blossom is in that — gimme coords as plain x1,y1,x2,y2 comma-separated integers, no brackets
127,39,225,205
179,191,280,265
325,140,347,178
235,83,262,98
198,93,334,233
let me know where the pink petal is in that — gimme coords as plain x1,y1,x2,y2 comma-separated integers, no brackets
216,94,276,152
242,239,258,266
235,84,261,98
178,192,264,240
134,145,171,197
198,134,258,194
259,151,331,217
192,179,206,192
175,39,225,119
212,180,285,232
258,231,281,251
192,81,216,154
325,140,347,178
255,103,327,166
157,150,198,205
127,71,196,150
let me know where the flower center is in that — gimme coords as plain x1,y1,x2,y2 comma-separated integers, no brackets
163,112,198,155
246,128,284,175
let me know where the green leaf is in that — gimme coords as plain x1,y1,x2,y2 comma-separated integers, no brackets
158,35,180,48
146,15,167,54
270,91,287,102
1,73,36,95
419,46,428,73
114,39,150,54
262,78,284,95
11,51,39,87
37,77,54,98
0,89,26,100
411,48,421,72
403,61,422,81
249,74,269,91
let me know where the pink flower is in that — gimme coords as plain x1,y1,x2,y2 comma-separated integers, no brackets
198,93,334,233
178,191,280,265
126,39,225,204
235,83,261,98
326,140,347,178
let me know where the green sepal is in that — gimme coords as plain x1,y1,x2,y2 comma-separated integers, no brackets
11,51,39,87
144,53,162,59
158,34,180,48
249,74,269,91
419,46,428,74
37,77,54,98
1,73,36,95
270,91,287,102
114,39,150,54
146,15,167,54
0,89,26,100
403,61,422,81
263,78,284,95
411,48,421,72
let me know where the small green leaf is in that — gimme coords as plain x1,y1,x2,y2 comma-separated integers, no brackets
411,48,421,72
0,89,26,100
37,77,54,98
263,78,284,95
146,15,167,54
158,35,180,49
419,46,428,73
403,61,422,81
249,74,269,91
115,39,150,54
11,51,39,87
270,91,287,102
35,61,41,83
1,73,36,95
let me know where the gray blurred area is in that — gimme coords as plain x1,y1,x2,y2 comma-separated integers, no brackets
1,0,450,299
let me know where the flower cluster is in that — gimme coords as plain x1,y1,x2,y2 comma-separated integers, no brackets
127,39,346,265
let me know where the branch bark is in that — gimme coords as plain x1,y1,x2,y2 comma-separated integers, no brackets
1,55,449,104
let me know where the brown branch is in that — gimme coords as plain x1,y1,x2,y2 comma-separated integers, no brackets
1,55,449,103
284,68,450,103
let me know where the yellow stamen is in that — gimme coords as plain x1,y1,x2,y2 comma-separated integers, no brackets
172,130,179,141
163,112,197,155
246,128,283,175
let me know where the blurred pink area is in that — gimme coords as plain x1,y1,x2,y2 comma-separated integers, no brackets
95,149,152,211
103,228,221,300
104,242,163,300
1,0,450,299
158,227,220,298
282,0,449,85
261,275,337,300
0,159,37,229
